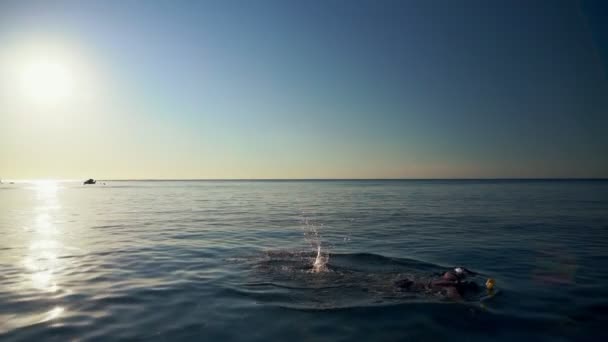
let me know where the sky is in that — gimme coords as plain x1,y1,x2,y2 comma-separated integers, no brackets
0,0,607,180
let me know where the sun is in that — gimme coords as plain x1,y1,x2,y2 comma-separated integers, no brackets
19,59,74,105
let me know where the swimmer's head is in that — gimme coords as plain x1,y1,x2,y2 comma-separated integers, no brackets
485,278,496,290
455,267,477,275
453,267,476,279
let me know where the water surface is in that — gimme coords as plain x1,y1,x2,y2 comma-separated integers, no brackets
1,180,607,341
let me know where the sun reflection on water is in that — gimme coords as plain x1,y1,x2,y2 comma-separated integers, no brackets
43,306,65,322
24,181,64,293
0,180,71,331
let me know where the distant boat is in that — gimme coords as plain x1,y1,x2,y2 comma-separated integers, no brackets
83,178,96,185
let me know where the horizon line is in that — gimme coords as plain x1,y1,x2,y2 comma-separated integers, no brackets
3,177,608,182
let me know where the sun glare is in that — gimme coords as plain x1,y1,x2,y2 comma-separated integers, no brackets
19,59,74,105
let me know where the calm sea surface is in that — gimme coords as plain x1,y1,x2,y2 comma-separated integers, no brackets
1,180,607,341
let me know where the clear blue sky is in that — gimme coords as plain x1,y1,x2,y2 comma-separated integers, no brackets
1,0,607,179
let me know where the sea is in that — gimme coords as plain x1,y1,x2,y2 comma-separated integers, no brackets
1,179,607,341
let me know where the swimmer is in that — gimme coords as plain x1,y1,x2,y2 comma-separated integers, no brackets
395,267,489,300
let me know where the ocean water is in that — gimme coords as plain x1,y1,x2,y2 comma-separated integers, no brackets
1,180,607,341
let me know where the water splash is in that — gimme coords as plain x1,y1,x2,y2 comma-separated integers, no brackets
312,244,328,273
301,217,329,273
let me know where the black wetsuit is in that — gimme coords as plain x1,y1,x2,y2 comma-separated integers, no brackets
395,271,480,299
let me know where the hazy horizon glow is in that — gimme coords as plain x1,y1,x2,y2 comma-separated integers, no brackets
1,0,607,180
